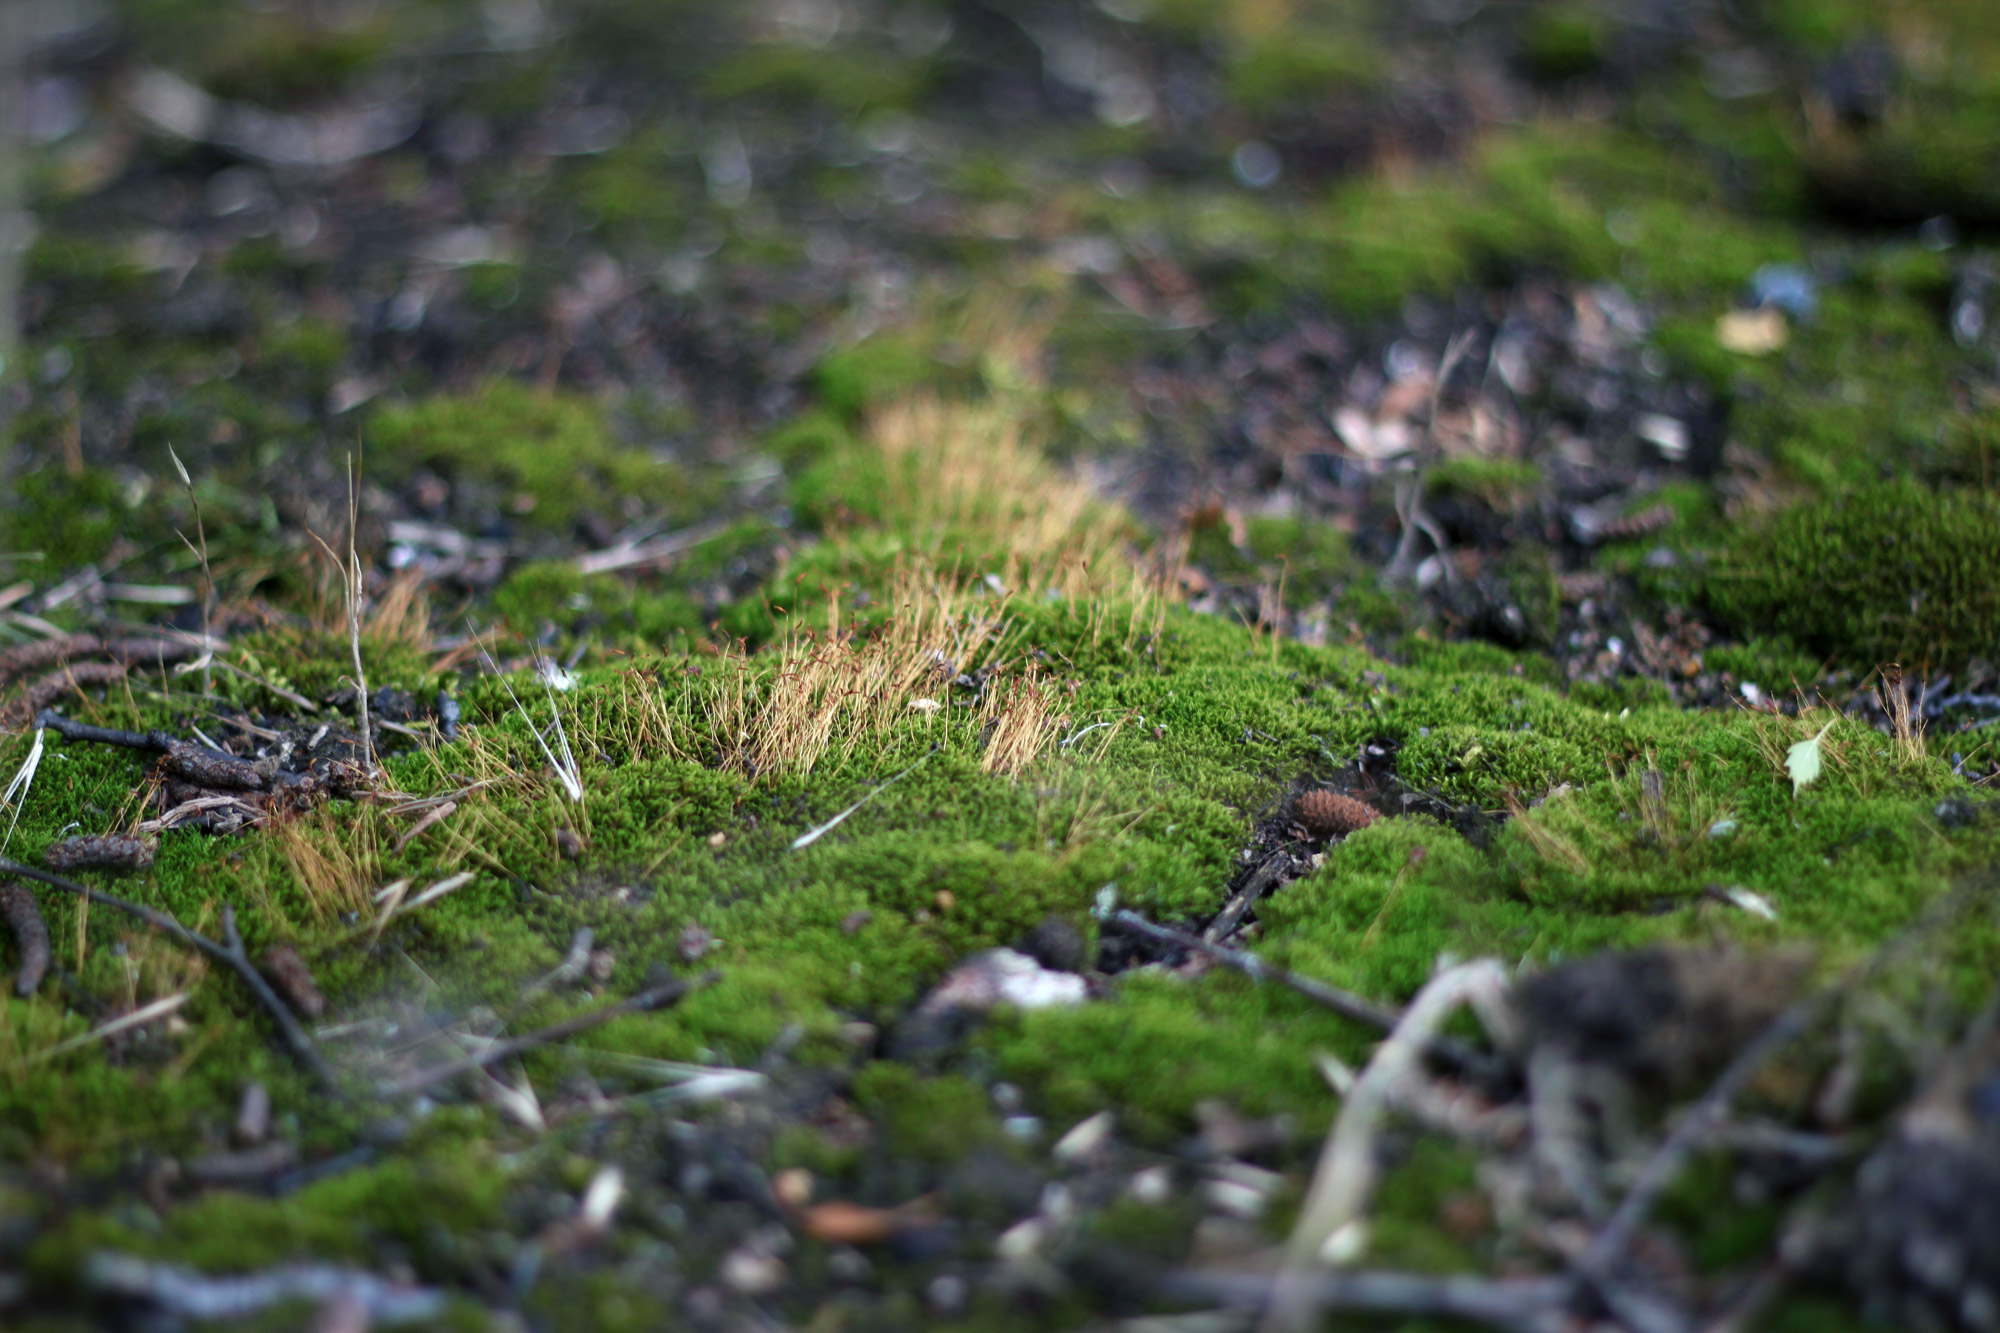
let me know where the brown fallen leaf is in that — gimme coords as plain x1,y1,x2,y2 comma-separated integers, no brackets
798,1201,901,1245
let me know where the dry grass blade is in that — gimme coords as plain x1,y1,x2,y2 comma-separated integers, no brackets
1502,791,1590,873
1876,663,1925,765
791,745,939,851
0,725,44,853
30,993,188,1064
1265,959,1512,1333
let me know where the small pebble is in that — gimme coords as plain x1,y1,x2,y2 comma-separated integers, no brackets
676,923,714,962
1052,1110,1114,1166
826,1247,872,1283
718,1247,784,1296
1002,1115,1042,1142
995,1217,1046,1263
234,1082,270,1145
925,1274,968,1316
1017,915,1086,973
1128,1166,1172,1206
1750,263,1818,319
1204,1178,1267,1219
773,1168,814,1209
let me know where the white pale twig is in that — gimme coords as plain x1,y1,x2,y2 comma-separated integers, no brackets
789,746,937,851
32,993,189,1063
1263,958,1512,1333
1,725,45,854
482,640,584,803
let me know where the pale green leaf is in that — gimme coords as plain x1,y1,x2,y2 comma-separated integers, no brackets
1785,720,1835,796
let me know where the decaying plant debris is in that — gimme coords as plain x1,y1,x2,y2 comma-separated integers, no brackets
1,0,1999,1329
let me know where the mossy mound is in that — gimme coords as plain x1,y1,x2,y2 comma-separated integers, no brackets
1707,482,2000,670
366,383,692,532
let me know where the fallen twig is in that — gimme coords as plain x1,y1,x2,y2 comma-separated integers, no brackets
574,518,730,575
1576,868,2000,1301
390,799,457,853
1266,959,1513,1333
380,973,712,1097
35,710,317,800
1203,850,1290,944
1103,909,1502,1079
2,660,129,728
0,857,338,1090
1172,1269,1573,1333
1385,328,1476,583
87,1253,443,1325
31,710,175,753
44,833,156,873
0,633,204,682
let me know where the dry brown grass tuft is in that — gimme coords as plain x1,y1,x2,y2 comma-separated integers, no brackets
869,394,1128,574
271,805,381,924
1503,790,1591,874
1876,664,1925,766
598,666,690,766
703,559,1017,780
976,668,1067,779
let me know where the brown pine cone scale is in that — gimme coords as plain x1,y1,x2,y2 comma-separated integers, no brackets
1297,789,1377,838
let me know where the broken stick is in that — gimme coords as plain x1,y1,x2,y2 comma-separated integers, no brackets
381,973,712,1098
0,857,338,1091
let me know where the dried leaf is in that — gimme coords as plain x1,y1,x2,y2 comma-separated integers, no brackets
1717,308,1788,355
1786,719,1835,796
798,1201,902,1245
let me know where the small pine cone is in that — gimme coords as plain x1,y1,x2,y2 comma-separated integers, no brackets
261,945,326,1019
1,883,50,996
1595,503,1675,543
44,833,156,873
1296,789,1377,838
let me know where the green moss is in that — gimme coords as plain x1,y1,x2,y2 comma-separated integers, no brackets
568,133,690,239
1426,457,1542,509
702,44,935,115
1520,3,1609,82
1707,482,2000,669
812,332,952,421
492,560,705,648
256,315,348,395
0,468,137,569
34,1139,506,1277
1185,515,1357,607
366,383,694,531
1224,32,1381,115
853,1064,1003,1165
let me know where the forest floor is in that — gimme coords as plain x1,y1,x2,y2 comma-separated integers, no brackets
3,1,2000,1329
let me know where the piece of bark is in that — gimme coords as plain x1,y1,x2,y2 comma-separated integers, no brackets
262,945,326,1020
3,661,128,728
44,833,156,873
0,634,103,680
